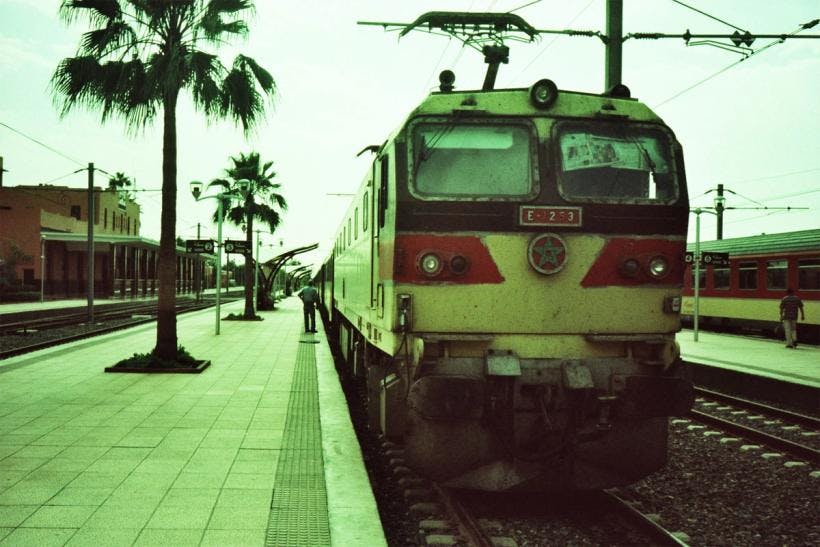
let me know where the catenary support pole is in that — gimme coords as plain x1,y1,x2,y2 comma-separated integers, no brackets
216,198,223,335
605,0,623,91
693,209,701,342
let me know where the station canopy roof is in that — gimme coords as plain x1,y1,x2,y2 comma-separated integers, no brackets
686,228,820,256
40,231,213,257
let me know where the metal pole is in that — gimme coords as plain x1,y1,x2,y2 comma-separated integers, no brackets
254,230,260,313
693,209,701,342
87,163,95,323
605,0,623,91
715,184,725,240
195,222,201,302
40,238,45,303
215,196,223,335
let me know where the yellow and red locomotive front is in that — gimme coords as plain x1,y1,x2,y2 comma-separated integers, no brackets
329,82,693,491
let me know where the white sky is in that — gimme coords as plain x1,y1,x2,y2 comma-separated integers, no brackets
1,0,818,269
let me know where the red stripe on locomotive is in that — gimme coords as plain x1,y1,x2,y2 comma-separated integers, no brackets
582,238,686,287
394,234,505,284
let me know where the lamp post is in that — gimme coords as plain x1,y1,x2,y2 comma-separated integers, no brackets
190,180,245,335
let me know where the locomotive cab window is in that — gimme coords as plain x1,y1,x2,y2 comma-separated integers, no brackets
409,120,537,200
556,123,677,204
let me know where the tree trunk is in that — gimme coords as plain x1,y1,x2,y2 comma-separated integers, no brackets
155,91,179,360
243,196,254,318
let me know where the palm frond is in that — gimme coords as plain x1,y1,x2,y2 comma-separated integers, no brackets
59,0,121,27
80,20,137,57
235,54,274,93
187,51,224,117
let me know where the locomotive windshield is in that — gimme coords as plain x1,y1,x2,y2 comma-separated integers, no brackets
410,122,536,199
557,124,678,204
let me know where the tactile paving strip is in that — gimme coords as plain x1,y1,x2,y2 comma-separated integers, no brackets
265,335,331,546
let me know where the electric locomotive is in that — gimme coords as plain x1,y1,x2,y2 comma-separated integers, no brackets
318,12,693,491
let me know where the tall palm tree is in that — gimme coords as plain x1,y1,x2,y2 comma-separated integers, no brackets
52,0,275,360
208,151,286,318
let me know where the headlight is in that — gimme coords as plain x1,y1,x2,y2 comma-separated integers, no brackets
648,256,670,278
449,255,469,275
529,79,558,109
620,258,640,277
419,253,443,276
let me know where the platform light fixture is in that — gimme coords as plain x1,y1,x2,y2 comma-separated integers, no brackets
190,179,245,335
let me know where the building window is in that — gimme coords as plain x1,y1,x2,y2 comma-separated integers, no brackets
766,259,788,290
347,219,351,245
104,208,108,229
127,217,131,234
798,258,820,290
738,261,758,290
354,208,359,240
713,267,730,290
23,269,34,285
70,205,81,220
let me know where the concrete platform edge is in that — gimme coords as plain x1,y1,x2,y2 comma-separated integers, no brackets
315,335,387,546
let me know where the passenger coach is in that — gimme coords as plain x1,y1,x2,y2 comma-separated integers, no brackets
682,229,820,343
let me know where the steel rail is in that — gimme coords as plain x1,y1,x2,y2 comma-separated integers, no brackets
689,409,820,466
602,490,690,546
694,386,820,428
432,484,494,547
0,301,218,361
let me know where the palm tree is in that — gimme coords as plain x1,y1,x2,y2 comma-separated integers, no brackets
52,1,275,360
107,171,132,191
208,152,287,318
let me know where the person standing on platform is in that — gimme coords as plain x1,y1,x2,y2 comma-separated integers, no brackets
779,288,805,348
298,281,320,333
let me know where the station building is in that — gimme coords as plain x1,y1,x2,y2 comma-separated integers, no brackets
0,184,211,299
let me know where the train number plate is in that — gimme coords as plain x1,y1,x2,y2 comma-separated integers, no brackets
519,206,582,227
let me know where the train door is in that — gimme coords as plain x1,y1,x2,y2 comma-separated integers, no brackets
373,154,388,318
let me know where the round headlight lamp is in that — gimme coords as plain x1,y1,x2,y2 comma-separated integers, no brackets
648,256,670,279
621,258,640,277
529,79,558,109
419,253,443,276
449,255,469,275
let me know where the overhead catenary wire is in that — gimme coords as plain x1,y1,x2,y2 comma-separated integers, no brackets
0,120,86,168
668,0,747,33
652,20,807,109
510,0,597,86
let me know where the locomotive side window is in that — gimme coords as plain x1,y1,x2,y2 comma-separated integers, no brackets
713,266,730,290
362,192,369,232
766,259,788,290
798,258,820,290
738,261,758,290
556,124,677,204
409,122,536,199
378,155,388,228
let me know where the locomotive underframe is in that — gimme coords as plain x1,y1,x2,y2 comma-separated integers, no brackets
392,345,692,491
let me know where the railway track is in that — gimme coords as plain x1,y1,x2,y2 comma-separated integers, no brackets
690,387,820,466
0,297,238,360
430,485,689,547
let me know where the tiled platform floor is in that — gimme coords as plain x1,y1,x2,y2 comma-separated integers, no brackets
679,329,820,389
0,297,384,546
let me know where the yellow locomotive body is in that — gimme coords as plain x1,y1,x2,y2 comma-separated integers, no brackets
319,82,693,491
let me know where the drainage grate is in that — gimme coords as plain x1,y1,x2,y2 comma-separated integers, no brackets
265,337,331,546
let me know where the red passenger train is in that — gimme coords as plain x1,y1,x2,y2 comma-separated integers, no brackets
682,229,820,343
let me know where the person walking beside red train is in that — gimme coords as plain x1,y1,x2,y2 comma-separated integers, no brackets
780,288,805,348
298,281,320,333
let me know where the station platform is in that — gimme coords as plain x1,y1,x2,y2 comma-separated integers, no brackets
0,297,385,546
678,329,819,413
